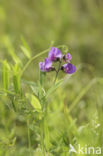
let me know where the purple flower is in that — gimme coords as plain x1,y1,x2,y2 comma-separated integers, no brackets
39,58,52,72
66,53,72,61
62,63,76,74
63,53,72,63
48,47,62,61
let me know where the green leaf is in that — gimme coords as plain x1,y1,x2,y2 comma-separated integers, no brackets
12,64,21,93
30,86,39,97
26,93,41,112
22,80,39,96
20,46,31,59
2,35,21,64
22,79,37,86
62,45,69,54
9,137,16,147
20,36,31,59
46,79,63,98
2,60,10,90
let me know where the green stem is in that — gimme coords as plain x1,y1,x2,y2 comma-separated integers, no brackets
40,118,45,156
27,120,32,156
54,60,61,84
40,100,49,156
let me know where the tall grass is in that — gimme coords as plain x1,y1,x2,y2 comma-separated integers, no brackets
0,0,103,155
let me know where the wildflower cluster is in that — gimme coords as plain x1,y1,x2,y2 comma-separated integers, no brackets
39,47,76,75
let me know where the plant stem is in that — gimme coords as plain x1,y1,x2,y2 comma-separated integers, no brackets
40,118,45,156
27,120,32,156
40,100,49,156
54,60,61,84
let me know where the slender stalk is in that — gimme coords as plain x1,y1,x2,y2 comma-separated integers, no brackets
40,118,45,156
54,71,58,84
54,60,61,84
27,120,32,156
40,99,49,155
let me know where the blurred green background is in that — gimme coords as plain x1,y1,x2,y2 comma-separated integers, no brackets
0,0,103,155
0,0,103,74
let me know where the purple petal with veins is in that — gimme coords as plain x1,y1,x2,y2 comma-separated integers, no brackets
62,63,76,74
48,47,62,61
39,58,52,72
66,53,72,62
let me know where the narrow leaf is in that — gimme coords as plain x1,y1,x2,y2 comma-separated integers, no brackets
22,80,39,96
46,79,63,98
2,35,21,64
21,36,31,59
2,60,10,90
26,93,41,112
20,46,31,59
12,64,21,93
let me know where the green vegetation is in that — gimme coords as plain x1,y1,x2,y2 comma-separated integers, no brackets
0,0,103,155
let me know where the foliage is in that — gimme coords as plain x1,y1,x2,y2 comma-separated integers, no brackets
0,0,103,156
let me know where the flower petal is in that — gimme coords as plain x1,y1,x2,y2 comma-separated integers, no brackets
63,63,76,74
39,62,45,72
48,47,62,61
44,58,52,69
66,53,72,61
